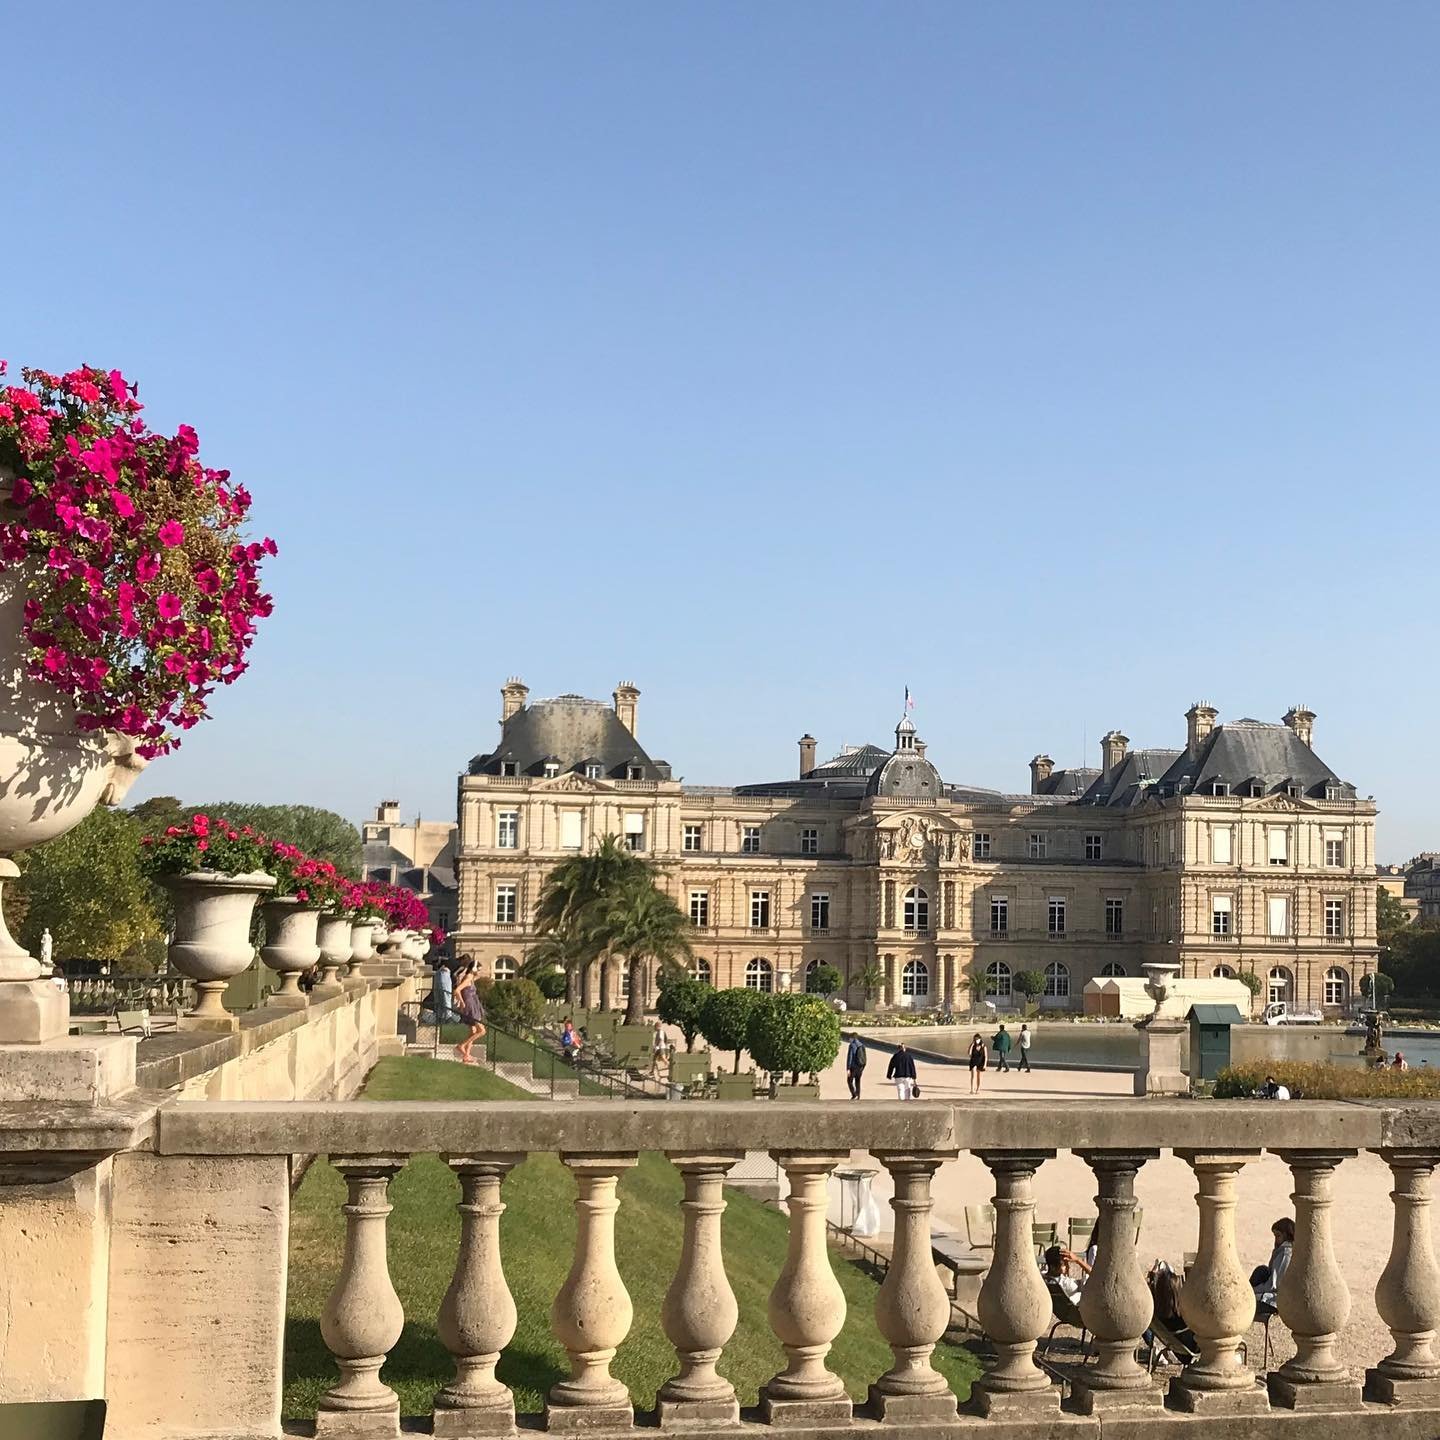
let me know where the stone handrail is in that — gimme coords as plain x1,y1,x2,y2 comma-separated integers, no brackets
140,1097,1440,1435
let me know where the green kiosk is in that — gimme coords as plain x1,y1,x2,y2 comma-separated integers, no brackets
1187,1003,1247,1083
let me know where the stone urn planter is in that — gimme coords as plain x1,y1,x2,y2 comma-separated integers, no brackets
260,896,321,1009
162,871,277,1023
376,926,405,960
348,919,377,977
314,913,353,994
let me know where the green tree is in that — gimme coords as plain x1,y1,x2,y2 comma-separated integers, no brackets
805,962,843,996
1361,971,1395,1008
535,969,567,1000
129,794,186,832
188,803,362,872
746,993,842,1085
853,960,885,1008
487,977,545,1032
1237,970,1264,1000
1014,969,1046,1014
596,877,695,1025
657,976,711,1051
15,807,163,968
1378,886,1410,947
966,964,994,1009
699,986,764,1072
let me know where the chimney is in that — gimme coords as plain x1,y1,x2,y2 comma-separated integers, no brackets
798,734,817,777
501,677,528,723
1101,730,1129,773
613,681,640,736
1030,754,1054,793
1283,705,1315,748
1186,702,1218,759
915,739,927,760
376,799,400,824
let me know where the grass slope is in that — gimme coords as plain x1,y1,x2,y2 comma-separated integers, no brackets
285,1057,980,1417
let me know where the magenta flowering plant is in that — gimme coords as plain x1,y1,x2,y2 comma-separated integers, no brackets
0,362,275,757
139,814,269,878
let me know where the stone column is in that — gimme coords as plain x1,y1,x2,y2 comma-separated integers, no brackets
868,1152,958,1421
1072,1149,1163,1414
760,1151,852,1424
882,953,895,1009
658,1152,743,1428
434,1154,524,1436
1367,1149,1440,1405
1268,1149,1361,1408
1170,1150,1268,1414
546,1153,638,1431
316,1156,407,1437
972,1151,1059,1417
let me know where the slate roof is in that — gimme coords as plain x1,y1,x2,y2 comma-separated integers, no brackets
468,695,670,780
734,743,889,798
1036,766,1101,798
1157,720,1353,801
1079,749,1186,807
866,750,943,799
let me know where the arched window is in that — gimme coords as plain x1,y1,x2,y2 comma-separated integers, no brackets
903,886,929,933
1324,967,1349,1007
1044,961,1070,998
1212,964,1235,979
494,956,517,981
689,957,712,984
1099,962,1126,978
1268,967,1293,1005
986,960,1012,999
745,958,773,993
901,960,930,997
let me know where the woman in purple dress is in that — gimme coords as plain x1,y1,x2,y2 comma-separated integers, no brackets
453,959,487,1065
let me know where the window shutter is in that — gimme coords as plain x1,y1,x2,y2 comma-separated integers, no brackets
1211,826,1232,864
560,812,582,849
1268,897,1288,936
1267,828,1288,862
623,812,644,834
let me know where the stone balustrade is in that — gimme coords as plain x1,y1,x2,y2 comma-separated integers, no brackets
40,1097,1428,1439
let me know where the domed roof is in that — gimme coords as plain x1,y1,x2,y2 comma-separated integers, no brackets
866,750,943,798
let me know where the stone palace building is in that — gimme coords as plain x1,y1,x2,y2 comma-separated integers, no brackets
453,679,1378,1014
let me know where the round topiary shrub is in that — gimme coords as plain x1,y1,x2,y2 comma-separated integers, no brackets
486,977,544,1032
746,992,841,1085
698,986,764,1073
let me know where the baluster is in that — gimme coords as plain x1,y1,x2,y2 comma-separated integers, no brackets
316,1155,407,1437
1072,1149,1162,1414
1267,1149,1361,1408
868,1151,958,1421
1366,1149,1440,1405
972,1151,1059,1417
546,1153,638,1431
1170,1150,1268,1415
658,1151,743,1428
759,1151,852,1424
434,1153,524,1436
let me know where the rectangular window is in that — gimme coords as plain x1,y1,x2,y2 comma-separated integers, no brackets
1325,899,1345,938
1212,894,1232,936
741,826,761,854
494,884,517,924
810,892,830,932
973,831,992,860
1085,833,1103,861
683,824,702,852
1168,824,1177,861
1028,832,1047,860
1267,896,1289,937
559,811,582,850
990,897,1009,935
1047,897,1067,936
1268,828,1289,866
689,890,709,927
1211,825,1232,865
1105,898,1124,935
584,762,603,780
623,812,645,851
496,811,518,849
499,761,519,778
800,827,819,855
1324,834,1345,867
750,890,771,929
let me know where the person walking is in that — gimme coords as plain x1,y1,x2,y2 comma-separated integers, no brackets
968,1033,987,1093
887,1041,918,1100
992,1022,1013,1073
453,959,487,1065
845,1032,868,1099
1017,1022,1033,1073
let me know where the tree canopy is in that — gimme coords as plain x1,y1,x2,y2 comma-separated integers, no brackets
698,986,763,1072
746,993,841,1084
656,975,711,1051
805,962,843,996
128,798,362,873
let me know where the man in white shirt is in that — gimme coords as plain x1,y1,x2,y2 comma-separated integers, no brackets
1043,1245,1091,1303
1017,1022,1033,1073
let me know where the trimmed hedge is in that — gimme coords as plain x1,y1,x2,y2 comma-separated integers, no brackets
1215,1059,1440,1100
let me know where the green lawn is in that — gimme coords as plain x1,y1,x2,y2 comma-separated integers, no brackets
284,1057,980,1418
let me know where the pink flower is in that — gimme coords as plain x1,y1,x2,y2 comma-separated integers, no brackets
112,491,135,519
193,567,220,595
157,520,184,548
156,593,182,620
136,552,161,582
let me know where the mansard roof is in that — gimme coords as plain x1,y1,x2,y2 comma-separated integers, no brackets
1079,748,1186,807
468,694,670,780
1158,720,1353,800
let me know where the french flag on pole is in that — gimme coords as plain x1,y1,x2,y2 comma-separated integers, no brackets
905,686,914,711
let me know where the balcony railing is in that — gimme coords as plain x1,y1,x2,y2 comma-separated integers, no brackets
146,1097,1440,1435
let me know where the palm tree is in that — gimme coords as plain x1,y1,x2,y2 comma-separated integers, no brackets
855,960,886,1010
596,875,696,1025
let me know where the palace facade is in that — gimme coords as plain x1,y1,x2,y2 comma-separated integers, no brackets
453,679,1378,1014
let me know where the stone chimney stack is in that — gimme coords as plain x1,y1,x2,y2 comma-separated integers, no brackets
376,799,400,824
1030,754,1054,793
1283,705,1315,748
1101,730,1130,773
613,681,640,736
501,677,528,723
915,739,928,760
798,734,817,777
1186,702,1218,759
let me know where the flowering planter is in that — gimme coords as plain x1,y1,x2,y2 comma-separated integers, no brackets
348,920,377,976
314,913,353,993
376,926,405,959
260,896,320,1008
161,871,276,1024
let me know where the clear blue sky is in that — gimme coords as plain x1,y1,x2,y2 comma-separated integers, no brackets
7,3,1435,859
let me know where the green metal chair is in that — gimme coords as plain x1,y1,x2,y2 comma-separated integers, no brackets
1068,1216,1096,1254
